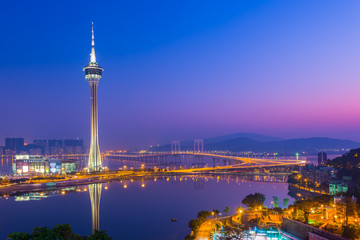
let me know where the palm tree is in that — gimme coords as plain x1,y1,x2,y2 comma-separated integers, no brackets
224,206,231,216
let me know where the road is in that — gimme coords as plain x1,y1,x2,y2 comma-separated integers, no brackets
196,216,229,240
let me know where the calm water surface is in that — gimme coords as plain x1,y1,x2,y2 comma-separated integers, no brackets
0,175,293,240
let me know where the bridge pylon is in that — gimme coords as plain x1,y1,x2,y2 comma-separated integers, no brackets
171,140,180,154
194,139,204,154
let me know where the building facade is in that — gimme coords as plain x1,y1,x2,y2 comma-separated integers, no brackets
13,155,76,175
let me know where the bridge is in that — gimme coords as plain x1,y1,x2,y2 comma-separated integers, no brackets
106,139,304,172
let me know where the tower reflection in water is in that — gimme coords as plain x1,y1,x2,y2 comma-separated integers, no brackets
88,183,102,232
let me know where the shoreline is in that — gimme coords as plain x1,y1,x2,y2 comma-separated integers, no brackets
0,170,293,196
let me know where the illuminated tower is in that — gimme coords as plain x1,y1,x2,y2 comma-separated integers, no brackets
89,183,102,232
83,23,104,172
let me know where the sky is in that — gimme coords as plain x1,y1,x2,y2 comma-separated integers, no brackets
1,1,360,149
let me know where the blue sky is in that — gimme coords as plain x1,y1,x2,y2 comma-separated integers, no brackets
1,1,360,149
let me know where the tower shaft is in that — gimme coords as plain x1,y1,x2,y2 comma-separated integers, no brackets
84,23,103,172
89,82,101,171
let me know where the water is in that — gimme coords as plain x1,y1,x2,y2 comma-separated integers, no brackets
0,174,293,239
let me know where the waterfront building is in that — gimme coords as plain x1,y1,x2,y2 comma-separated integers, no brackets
317,152,327,166
33,140,48,154
300,164,334,185
13,155,76,175
216,227,299,240
5,138,24,154
48,139,64,155
64,139,84,154
329,180,348,195
34,139,84,155
83,23,103,172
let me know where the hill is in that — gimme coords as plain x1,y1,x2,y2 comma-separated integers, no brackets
149,134,360,155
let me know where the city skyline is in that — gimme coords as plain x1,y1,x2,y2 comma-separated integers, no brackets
2,1,360,149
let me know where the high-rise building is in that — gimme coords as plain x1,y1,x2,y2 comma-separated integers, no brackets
64,139,84,154
48,139,64,155
318,151,327,166
5,138,24,154
33,140,48,155
83,23,103,172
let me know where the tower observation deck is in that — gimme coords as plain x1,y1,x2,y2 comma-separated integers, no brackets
83,23,103,172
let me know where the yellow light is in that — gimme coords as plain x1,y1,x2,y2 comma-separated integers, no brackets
141,183,145,188
104,186,108,190
61,191,65,195
124,185,127,188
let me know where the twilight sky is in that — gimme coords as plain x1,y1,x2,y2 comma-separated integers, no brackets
1,1,360,149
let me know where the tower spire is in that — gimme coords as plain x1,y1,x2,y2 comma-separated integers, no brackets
90,22,96,63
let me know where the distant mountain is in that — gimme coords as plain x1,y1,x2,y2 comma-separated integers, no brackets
206,137,360,154
204,132,283,144
150,132,282,152
149,134,360,155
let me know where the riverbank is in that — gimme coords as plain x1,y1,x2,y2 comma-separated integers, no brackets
0,170,294,196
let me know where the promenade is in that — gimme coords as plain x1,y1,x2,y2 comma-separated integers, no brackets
196,216,229,240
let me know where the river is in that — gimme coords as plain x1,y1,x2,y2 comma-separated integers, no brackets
0,173,293,239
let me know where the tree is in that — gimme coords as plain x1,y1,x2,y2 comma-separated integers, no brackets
342,224,360,240
7,233,31,240
197,211,212,220
188,219,202,231
242,193,266,209
88,230,112,240
339,195,358,226
212,209,220,218
293,199,313,223
236,207,244,213
224,206,231,216
8,224,111,240
272,207,283,214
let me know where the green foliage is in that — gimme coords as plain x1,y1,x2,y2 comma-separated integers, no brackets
7,232,31,240
188,219,202,231
88,230,112,240
224,206,231,216
184,235,195,240
312,195,332,205
272,207,283,214
338,195,359,226
212,209,220,218
293,199,314,223
236,206,243,213
197,211,212,220
242,193,266,209
8,224,112,240
342,224,360,240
